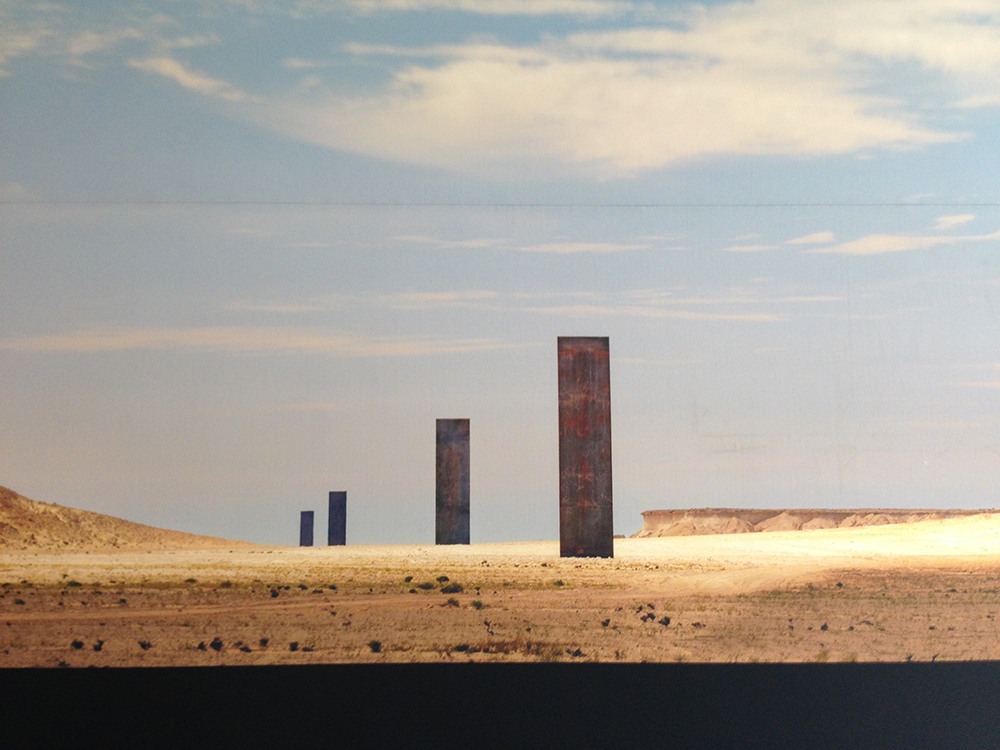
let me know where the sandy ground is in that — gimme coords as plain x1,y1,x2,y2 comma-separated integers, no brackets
4,514,1000,667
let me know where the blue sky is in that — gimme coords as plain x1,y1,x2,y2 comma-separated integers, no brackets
2,0,999,544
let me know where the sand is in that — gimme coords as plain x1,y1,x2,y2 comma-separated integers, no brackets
4,512,1000,667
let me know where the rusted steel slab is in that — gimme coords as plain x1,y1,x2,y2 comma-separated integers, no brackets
436,418,470,545
558,336,613,558
299,510,314,547
328,491,346,546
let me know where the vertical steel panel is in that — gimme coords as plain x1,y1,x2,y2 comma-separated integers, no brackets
299,510,314,547
328,491,347,546
436,418,470,545
558,336,613,558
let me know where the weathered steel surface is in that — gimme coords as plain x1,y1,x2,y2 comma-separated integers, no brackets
436,418,470,545
558,336,613,558
328,491,346,546
299,510,314,547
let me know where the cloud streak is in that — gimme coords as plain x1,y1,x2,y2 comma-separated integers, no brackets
806,228,1000,256
128,57,251,102
347,0,630,16
0,327,518,357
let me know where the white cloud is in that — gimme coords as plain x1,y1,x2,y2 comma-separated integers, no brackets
250,0,1000,177
786,231,836,245
129,56,252,102
0,327,517,357
346,0,630,16
934,214,976,230
723,244,775,253
807,228,1000,256
518,241,648,254
68,28,143,57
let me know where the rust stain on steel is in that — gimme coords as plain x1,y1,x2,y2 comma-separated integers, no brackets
328,491,346,546
299,510,314,547
436,418,470,545
558,336,613,558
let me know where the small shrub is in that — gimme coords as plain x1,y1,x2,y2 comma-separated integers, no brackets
71,639,84,650
210,637,224,652
93,640,104,652
220,581,232,588
138,640,152,650
454,644,470,652
289,641,299,652
197,642,207,651
298,584,308,591
658,616,671,627
444,598,460,607
403,576,413,583
270,588,279,598
185,578,197,584
554,580,565,587
436,575,450,583
259,638,269,648
472,600,484,610
416,582,435,590
66,580,82,588
368,640,382,653
440,583,463,594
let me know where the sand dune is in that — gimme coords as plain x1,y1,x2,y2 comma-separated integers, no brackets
0,486,250,551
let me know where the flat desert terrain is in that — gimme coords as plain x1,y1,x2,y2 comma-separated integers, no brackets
4,502,1000,666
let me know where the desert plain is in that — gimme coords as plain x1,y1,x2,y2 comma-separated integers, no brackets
4,486,1000,667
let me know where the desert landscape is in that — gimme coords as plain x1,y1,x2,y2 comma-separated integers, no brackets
3,485,1000,667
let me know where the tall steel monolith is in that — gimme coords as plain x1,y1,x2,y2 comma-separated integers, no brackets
558,336,613,558
436,418,470,545
299,510,314,547
328,491,346,546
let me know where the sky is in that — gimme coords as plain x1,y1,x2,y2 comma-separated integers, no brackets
2,0,999,545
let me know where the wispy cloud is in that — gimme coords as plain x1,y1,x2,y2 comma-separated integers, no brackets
518,241,648,254
806,228,1000,256
0,327,518,357
382,290,500,309
722,244,775,253
786,231,836,245
393,234,650,253
393,235,508,250
934,214,976,230
128,57,252,102
346,0,630,16
527,304,784,322
521,288,841,321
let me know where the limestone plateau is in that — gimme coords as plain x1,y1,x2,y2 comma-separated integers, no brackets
634,508,994,537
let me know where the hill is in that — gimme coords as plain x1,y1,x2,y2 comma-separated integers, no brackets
0,485,251,551
633,507,993,537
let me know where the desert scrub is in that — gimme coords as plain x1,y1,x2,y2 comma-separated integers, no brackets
440,582,463,594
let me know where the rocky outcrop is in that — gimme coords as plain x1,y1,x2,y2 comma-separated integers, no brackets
633,508,991,537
